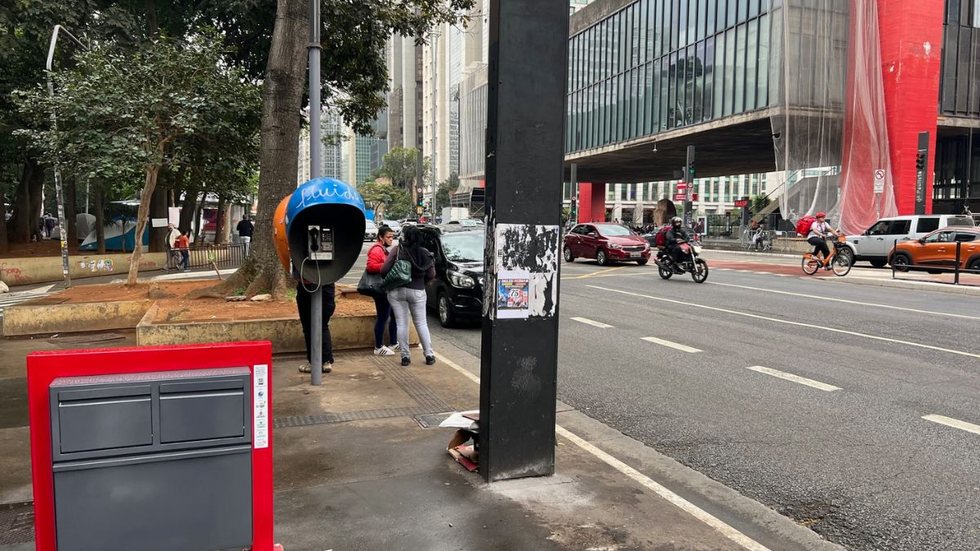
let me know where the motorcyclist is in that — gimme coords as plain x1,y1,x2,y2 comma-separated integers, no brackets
665,217,691,267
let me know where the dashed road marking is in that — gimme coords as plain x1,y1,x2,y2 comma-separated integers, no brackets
571,317,614,329
588,284,980,360
642,336,702,353
923,414,980,436
745,366,841,392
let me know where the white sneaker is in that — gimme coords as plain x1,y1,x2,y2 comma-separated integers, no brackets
322,362,333,374
374,346,395,356
389,343,401,352
298,362,312,373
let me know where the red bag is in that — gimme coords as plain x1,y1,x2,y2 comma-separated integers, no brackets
795,216,816,237
654,226,670,247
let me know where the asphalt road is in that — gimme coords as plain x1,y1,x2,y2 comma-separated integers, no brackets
420,247,980,551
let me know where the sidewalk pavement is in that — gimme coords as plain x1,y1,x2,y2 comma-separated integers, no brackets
0,331,842,551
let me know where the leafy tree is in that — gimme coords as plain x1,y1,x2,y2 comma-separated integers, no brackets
435,173,460,210
202,0,474,299
750,194,771,215
15,32,260,284
359,180,412,220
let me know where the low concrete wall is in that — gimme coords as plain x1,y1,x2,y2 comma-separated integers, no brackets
3,300,152,337
0,252,167,286
703,238,811,255
136,305,418,354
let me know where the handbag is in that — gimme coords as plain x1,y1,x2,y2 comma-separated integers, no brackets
382,248,413,291
357,270,385,297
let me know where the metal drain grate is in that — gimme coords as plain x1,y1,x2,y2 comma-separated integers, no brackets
274,357,453,429
0,501,34,545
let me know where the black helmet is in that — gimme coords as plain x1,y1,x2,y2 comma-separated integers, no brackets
671,216,683,227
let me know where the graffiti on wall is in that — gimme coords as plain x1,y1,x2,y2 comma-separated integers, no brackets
78,258,115,273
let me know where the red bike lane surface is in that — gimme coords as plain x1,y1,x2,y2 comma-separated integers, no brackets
709,259,832,277
707,258,980,286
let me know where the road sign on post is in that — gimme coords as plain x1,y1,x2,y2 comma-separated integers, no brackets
873,169,885,194
915,132,929,214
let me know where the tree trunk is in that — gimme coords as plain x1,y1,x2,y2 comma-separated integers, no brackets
193,190,205,243
149,175,168,252
65,176,78,246
11,159,42,242
127,164,160,285
29,165,43,241
214,195,228,244
94,184,106,254
179,183,199,234
0,194,8,254
192,0,308,299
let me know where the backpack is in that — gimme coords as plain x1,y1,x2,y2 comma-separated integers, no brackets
795,216,816,237
654,225,670,248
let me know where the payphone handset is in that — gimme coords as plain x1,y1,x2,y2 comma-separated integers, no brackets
307,225,334,261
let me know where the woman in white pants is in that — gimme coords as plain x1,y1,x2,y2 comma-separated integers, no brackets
381,225,436,366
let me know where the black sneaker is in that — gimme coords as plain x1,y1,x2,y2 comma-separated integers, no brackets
401,356,411,367
425,355,436,365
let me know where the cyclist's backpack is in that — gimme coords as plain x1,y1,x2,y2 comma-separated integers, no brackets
795,216,816,237
654,225,670,248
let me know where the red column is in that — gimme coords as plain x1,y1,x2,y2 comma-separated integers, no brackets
877,0,943,214
576,182,607,222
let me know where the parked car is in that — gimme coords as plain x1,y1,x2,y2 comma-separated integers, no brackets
563,223,651,265
888,226,980,273
416,226,484,327
364,219,378,241
382,219,402,238
841,214,975,268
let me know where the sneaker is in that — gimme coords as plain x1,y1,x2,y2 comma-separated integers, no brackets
390,343,401,352
322,362,333,374
298,362,312,373
425,355,436,365
401,356,411,367
374,346,394,356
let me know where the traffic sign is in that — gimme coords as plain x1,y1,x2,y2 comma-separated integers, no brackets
734,199,749,208
676,182,688,190
873,168,885,194
692,193,699,201
673,193,686,202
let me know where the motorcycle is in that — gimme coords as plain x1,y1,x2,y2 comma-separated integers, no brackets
654,238,709,283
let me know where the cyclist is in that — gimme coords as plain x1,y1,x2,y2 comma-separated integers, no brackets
806,212,839,268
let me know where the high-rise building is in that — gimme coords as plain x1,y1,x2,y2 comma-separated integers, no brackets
297,106,345,184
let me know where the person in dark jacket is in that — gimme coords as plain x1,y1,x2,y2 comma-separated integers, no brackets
665,216,690,265
381,225,436,366
236,215,254,257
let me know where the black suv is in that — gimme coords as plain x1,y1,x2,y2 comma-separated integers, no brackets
416,226,484,327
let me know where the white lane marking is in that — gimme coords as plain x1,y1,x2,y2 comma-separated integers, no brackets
736,269,754,273
708,281,980,321
571,317,614,329
756,271,773,275
642,336,702,353
436,352,771,551
588,285,980,360
923,414,980,436
745,366,841,392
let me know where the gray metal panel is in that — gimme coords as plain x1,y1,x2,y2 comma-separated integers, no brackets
160,390,246,443
56,394,153,454
53,447,252,551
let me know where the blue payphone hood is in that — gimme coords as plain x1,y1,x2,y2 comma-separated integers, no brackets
285,177,365,233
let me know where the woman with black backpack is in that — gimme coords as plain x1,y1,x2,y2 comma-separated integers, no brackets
381,225,437,366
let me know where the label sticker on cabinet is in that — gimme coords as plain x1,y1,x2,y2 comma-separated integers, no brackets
253,364,269,449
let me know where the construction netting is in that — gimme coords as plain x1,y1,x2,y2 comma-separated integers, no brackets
769,0,897,235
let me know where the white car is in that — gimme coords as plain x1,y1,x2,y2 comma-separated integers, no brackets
382,219,402,237
364,220,378,241
841,214,974,267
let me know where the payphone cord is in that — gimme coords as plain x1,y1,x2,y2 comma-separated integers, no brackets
298,256,324,294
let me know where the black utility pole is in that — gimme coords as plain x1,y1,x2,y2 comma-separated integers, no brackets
480,0,568,482
915,131,929,215
682,145,695,227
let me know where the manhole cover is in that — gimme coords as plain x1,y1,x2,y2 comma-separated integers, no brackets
0,501,34,545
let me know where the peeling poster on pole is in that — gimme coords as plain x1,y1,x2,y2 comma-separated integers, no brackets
492,223,560,320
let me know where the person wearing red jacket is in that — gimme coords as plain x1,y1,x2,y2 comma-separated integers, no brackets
367,226,398,355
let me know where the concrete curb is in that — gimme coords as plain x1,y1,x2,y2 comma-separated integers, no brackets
2,299,152,336
831,274,980,296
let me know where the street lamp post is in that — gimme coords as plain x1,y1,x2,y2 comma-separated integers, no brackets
308,0,324,386
46,25,87,288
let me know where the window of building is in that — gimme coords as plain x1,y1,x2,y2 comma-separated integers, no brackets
974,0,980,27
757,14,769,107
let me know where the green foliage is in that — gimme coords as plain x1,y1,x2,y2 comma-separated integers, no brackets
750,194,771,215
436,173,460,208
14,31,259,199
377,147,431,190
359,180,411,218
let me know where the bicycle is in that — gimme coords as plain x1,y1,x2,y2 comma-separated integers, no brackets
802,234,851,276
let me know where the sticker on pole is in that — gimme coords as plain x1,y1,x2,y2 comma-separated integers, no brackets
253,364,269,449
489,223,560,320
873,169,885,194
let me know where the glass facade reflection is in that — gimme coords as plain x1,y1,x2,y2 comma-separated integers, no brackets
567,0,773,153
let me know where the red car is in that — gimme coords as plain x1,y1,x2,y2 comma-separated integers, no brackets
563,223,651,265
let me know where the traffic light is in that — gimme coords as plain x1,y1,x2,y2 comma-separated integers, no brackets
686,159,696,180
915,152,926,171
